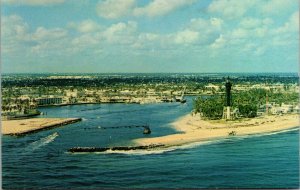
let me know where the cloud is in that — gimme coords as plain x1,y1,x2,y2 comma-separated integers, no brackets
134,17,225,48
231,28,249,39
96,0,196,19
71,34,99,47
239,17,274,29
174,29,199,44
68,20,139,50
210,34,226,49
32,27,68,41
261,0,296,15
208,0,298,20
2,0,65,6
138,33,159,42
187,17,224,44
1,15,29,41
68,20,103,33
274,11,299,34
1,15,31,54
189,17,223,31
132,33,160,49
96,0,136,19
208,0,257,19
1,14,69,56
133,0,196,17
207,10,298,57
270,11,299,46
29,27,69,56
240,18,264,29
3,0,298,70
103,21,138,44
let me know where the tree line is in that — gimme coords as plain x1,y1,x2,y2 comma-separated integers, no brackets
193,89,298,120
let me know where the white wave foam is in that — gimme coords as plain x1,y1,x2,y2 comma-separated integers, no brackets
103,149,173,155
25,132,59,151
96,140,225,155
233,127,299,140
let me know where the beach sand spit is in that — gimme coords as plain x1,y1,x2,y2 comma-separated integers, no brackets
2,118,81,136
134,113,299,146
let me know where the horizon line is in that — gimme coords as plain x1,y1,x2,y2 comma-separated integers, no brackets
2,71,299,74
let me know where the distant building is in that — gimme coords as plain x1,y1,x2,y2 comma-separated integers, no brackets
36,97,62,106
234,85,249,91
120,90,132,95
147,89,156,96
270,103,293,115
281,103,293,113
205,84,220,91
65,90,78,97
270,106,282,115
293,105,300,113
18,95,31,100
257,104,272,115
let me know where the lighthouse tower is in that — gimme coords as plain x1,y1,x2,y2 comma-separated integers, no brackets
223,77,232,120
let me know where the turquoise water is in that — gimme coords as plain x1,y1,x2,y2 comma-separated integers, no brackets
2,98,299,189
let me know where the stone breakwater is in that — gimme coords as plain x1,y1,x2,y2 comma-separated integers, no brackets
2,118,82,136
68,144,165,153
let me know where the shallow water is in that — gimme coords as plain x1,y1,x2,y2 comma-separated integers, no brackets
2,98,299,189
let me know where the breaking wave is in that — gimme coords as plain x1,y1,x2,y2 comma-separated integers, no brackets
25,132,59,152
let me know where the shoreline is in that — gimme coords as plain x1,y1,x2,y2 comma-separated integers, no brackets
133,113,299,147
2,118,82,136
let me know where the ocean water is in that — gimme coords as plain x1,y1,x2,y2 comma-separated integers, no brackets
2,97,299,189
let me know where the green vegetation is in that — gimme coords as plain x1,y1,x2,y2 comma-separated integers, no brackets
193,96,224,120
268,92,299,105
232,89,266,106
194,89,299,120
237,104,257,118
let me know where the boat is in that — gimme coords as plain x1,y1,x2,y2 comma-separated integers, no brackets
180,99,187,103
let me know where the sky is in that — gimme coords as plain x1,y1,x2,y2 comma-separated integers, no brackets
1,0,299,73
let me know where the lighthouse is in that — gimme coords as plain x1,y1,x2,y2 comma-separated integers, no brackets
223,77,232,120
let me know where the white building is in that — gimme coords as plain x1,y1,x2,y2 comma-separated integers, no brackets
65,90,78,97
205,84,220,91
281,103,293,113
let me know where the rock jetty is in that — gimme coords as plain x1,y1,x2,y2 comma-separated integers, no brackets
68,144,165,153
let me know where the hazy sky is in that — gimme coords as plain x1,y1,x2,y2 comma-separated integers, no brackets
1,0,299,73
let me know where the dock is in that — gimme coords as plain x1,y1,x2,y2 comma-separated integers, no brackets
2,118,82,136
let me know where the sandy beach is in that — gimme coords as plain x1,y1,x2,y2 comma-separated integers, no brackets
2,118,81,136
134,113,299,146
